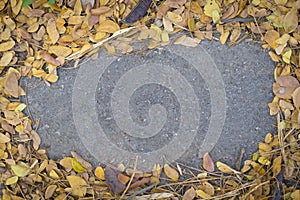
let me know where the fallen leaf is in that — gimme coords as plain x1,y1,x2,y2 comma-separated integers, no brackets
272,156,282,177
0,40,15,52
5,176,18,185
216,161,240,174
164,164,179,181
283,8,298,33
98,20,120,33
59,157,73,172
95,166,105,180
71,158,86,173
47,18,59,44
292,87,300,109
66,175,87,197
45,185,57,199
11,162,30,177
0,51,14,66
273,75,300,99
202,152,215,172
104,166,126,194
0,133,10,143
183,187,196,200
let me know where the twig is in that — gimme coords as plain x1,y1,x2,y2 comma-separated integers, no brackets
120,156,139,199
66,27,136,61
126,184,156,200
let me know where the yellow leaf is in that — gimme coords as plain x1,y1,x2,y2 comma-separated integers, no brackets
49,169,60,179
282,49,292,64
47,18,59,44
0,40,15,52
204,0,221,22
258,156,271,165
216,161,240,174
188,18,195,32
59,157,73,172
5,175,18,185
272,156,282,177
211,9,220,23
95,166,105,180
45,74,59,83
71,158,86,173
0,51,14,66
164,164,179,182
98,20,120,33
166,11,183,23
66,175,87,197
291,190,300,200
14,103,26,113
49,45,72,57
11,162,30,177
196,189,211,198
0,133,10,143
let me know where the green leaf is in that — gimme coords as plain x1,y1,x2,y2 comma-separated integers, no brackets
21,0,34,8
48,0,55,5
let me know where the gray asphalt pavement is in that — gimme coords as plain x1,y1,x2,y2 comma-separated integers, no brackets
24,40,275,171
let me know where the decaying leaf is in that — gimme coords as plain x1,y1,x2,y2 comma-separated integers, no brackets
273,75,300,99
104,166,126,194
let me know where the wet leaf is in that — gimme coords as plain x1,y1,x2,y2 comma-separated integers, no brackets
164,164,179,181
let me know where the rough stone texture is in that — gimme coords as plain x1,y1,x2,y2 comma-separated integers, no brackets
24,40,275,170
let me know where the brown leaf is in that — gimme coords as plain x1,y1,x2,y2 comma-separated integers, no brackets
183,187,196,200
292,87,300,108
40,51,61,66
45,185,57,199
273,75,300,99
91,7,111,15
104,166,126,194
4,69,19,98
202,152,215,172
66,175,87,197
27,9,45,17
31,130,41,150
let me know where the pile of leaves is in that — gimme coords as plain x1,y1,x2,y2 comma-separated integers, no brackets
0,0,299,199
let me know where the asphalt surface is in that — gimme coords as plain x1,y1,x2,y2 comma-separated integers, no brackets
25,40,276,171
